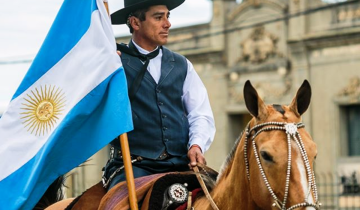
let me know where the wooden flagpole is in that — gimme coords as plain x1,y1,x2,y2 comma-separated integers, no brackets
104,1,139,209
119,133,138,210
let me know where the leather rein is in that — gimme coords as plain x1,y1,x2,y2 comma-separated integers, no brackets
193,164,219,210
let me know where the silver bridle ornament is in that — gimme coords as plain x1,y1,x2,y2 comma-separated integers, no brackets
243,122,322,210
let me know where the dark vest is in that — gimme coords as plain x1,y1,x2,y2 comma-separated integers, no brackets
111,46,189,159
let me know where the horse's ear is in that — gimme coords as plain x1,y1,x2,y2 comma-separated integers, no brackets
244,80,268,119
289,80,312,116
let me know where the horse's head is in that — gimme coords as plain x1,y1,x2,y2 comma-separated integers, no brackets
243,80,321,210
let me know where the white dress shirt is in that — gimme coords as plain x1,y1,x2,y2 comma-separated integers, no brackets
132,41,216,153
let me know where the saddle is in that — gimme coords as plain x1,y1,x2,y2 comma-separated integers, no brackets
65,165,217,210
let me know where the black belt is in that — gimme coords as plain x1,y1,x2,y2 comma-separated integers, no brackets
110,146,171,160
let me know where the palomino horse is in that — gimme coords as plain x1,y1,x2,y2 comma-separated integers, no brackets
43,80,321,210
193,80,321,210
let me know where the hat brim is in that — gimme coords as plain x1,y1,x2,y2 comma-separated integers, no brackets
111,0,185,25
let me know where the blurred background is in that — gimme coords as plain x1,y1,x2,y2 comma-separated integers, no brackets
1,0,359,208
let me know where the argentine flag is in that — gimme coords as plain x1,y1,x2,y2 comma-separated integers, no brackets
0,0,133,209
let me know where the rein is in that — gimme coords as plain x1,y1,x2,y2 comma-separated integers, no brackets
244,121,322,210
193,164,219,210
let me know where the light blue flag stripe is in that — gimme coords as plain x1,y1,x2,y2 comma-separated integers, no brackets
13,0,97,100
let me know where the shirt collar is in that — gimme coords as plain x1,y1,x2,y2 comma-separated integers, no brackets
132,40,159,55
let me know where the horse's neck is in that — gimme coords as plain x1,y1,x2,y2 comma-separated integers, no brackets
194,136,259,209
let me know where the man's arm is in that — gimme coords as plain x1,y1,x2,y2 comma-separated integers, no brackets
182,59,216,167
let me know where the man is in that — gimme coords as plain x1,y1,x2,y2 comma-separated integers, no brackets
102,0,215,190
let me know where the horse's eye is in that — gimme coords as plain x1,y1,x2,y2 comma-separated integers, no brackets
260,151,274,162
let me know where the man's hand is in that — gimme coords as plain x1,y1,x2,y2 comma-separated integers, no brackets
188,144,206,169
117,50,121,56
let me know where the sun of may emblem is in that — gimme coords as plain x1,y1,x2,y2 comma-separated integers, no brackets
20,85,66,136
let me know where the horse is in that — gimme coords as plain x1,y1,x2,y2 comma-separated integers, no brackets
43,80,321,210
192,80,320,209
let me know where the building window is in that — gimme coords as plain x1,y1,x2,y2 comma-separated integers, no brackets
345,105,360,156
228,113,252,152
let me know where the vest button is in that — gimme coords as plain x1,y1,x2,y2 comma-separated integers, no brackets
164,139,169,142
158,102,163,106
162,114,167,118
163,127,167,131
156,89,161,93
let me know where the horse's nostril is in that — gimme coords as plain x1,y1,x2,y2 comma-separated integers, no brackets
260,151,274,162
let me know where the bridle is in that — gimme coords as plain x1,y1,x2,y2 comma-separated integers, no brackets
244,121,322,210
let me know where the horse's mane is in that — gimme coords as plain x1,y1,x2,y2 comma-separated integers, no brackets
33,175,65,210
217,130,245,182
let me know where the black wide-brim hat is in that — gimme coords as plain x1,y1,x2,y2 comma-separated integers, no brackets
111,0,185,25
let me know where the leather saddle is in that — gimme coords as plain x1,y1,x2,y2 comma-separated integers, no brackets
65,166,217,210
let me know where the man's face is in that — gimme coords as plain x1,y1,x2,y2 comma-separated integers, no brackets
136,5,171,50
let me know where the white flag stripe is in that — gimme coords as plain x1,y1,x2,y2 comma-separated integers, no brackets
0,10,121,181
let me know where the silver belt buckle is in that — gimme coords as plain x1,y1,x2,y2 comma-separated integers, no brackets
158,151,169,160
